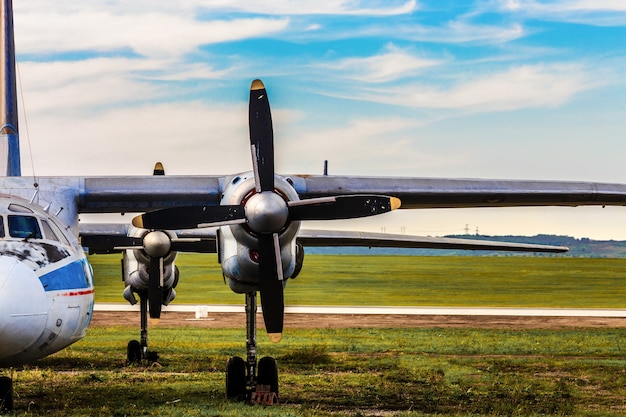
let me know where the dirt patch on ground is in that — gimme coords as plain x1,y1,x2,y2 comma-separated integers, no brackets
90,311,626,330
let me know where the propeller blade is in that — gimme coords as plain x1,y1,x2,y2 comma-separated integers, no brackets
288,195,401,221
257,233,284,342
169,239,217,253
148,256,163,319
249,79,274,192
132,205,245,230
81,235,143,254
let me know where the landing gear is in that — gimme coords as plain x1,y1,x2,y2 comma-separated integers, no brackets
225,292,279,404
126,292,159,364
226,356,246,400
0,376,13,412
257,356,279,396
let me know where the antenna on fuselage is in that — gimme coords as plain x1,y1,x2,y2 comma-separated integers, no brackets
29,189,38,204
0,0,20,176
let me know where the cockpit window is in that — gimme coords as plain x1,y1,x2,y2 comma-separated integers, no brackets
8,203,34,213
41,219,60,242
46,219,71,246
0,217,4,238
8,215,42,239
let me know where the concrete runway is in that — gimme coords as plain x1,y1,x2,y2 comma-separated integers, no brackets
94,303,626,318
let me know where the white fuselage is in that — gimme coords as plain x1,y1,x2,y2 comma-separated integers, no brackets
0,195,93,367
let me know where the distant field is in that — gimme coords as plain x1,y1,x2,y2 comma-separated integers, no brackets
89,254,626,308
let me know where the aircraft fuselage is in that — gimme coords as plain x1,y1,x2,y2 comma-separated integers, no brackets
0,195,94,367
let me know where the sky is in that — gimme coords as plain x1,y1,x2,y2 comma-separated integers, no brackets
10,0,626,239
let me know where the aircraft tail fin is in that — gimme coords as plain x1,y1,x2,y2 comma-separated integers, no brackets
0,0,20,176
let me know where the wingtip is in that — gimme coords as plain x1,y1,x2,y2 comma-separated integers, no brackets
390,197,401,211
251,79,265,91
268,333,282,343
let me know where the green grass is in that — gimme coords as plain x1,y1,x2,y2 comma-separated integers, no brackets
90,254,626,308
8,326,626,416
11,255,622,416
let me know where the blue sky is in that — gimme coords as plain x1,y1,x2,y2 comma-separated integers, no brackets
11,1,626,239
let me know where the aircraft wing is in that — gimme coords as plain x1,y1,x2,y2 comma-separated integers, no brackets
297,229,568,253
80,224,567,254
8,175,626,215
72,175,626,212
293,176,626,209
79,223,217,254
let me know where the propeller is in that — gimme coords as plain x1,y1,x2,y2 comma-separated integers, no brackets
130,79,401,341
82,231,199,319
248,79,284,342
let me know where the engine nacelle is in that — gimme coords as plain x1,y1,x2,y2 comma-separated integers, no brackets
219,172,301,293
121,228,179,303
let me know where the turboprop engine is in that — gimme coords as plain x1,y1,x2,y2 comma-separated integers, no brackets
131,79,401,341
122,228,179,318
218,173,301,294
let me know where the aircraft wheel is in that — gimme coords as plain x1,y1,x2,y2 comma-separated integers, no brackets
225,356,246,400
0,376,13,412
127,340,142,364
257,356,279,398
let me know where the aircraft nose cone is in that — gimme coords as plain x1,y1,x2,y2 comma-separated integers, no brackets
0,256,48,365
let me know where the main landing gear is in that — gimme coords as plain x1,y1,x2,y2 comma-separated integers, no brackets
0,376,13,412
126,292,159,364
226,292,279,405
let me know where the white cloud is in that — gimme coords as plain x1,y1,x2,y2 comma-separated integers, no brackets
15,9,289,58
498,0,626,25
342,64,596,112
193,0,418,16
23,101,251,176
17,57,235,118
321,45,444,83
340,20,526,45
502,0,626,12
276,116,457,176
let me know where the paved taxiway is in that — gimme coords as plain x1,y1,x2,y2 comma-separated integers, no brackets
94,303,626,318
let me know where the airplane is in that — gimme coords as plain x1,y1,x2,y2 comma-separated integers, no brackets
3,0,626,409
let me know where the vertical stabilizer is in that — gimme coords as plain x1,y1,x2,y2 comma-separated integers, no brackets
0,0,19,176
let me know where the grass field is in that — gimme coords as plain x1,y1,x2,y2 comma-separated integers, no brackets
91,254,626,308
5,255,626,416
9,326,626,416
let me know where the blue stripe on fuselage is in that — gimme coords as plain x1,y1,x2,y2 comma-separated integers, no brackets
39,259,91,291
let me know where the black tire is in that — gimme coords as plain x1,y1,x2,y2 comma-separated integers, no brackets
257,356,279,398
225,356,246,400
127,340,142,364
0,376,13,412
